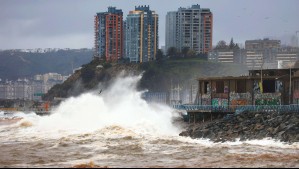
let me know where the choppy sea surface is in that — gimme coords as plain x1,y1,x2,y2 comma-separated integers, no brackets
1,75,298,168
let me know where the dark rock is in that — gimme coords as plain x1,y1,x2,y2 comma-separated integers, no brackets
267,127,274,133
237,116,243,122
279,123,287,131
255,114,261,118
254,124,264,131
277,131,285,138
179,111,299,143
273,126,279,135
179,131,190,137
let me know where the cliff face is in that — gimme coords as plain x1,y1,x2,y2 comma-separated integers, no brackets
43,58,248,101
43,59,141,101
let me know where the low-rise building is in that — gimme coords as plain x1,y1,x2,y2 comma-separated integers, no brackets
197,68,299,107
0,73,69,101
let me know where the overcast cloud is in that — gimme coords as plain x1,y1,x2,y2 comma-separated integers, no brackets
0,0,298,49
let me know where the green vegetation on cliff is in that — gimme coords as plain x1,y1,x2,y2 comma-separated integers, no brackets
140,58,247,92
43,57,248,101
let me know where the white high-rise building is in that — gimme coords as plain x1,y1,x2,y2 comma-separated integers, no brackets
165,11,177,53
165,5,213,54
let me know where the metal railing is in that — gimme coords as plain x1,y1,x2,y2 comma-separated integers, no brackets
173,104,299,113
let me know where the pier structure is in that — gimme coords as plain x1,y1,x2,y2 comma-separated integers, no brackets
174,68,299,123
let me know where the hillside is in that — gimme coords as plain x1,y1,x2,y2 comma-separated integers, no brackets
139,58,248,92
0,49,93,80
43,57,248,101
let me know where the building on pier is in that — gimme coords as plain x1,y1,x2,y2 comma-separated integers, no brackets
175,68,299,123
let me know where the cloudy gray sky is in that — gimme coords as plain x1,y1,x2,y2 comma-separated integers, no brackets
0,0,298,49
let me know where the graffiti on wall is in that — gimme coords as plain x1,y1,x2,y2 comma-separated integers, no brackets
293,90,299,99
213,93,229,99
200,94,211,105
230,92,252,107
253,80,261,94
224,86,229,93
212,82,217,93
255,93,281,99
293,90,299,105
255,93,281,105
230,92,252,100
255,99,280,105
275,81,283,93
254,80,283,94
212,98,228,106
206,84,211,94
201,99,211,105
231,99,248,106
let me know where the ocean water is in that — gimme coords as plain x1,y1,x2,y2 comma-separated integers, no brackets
0,75,298,168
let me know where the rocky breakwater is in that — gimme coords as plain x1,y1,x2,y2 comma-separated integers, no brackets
180,111,299,143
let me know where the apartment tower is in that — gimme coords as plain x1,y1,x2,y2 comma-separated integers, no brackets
166,5,213,54
94,7,123,62
125,6,159,63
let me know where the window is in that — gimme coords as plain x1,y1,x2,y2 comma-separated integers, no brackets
294,80,299,90
204,82,209,94
236,80,246,93
216,81,224,93
263,80,275,93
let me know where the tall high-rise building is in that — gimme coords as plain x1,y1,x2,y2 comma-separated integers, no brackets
201,8,213,54
94,7,123,62
125,6,158,63
165,5,213,54
165,11,177,53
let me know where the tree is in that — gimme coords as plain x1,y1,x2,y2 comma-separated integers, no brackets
99,53,106,62
234,43,240,50
167,47,178,59
229,38,235,49
215,40,228,50
182,47,190,58
156,49,164,61
187,49,197,58
81,66,95,83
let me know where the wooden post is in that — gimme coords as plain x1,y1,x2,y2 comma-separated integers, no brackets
252,79,255,105
228,80,231,112
210,81,213,106
200,81,202,105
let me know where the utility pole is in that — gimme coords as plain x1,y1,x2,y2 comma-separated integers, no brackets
260,56,264,93
290,67,292,104
296,31,299,47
